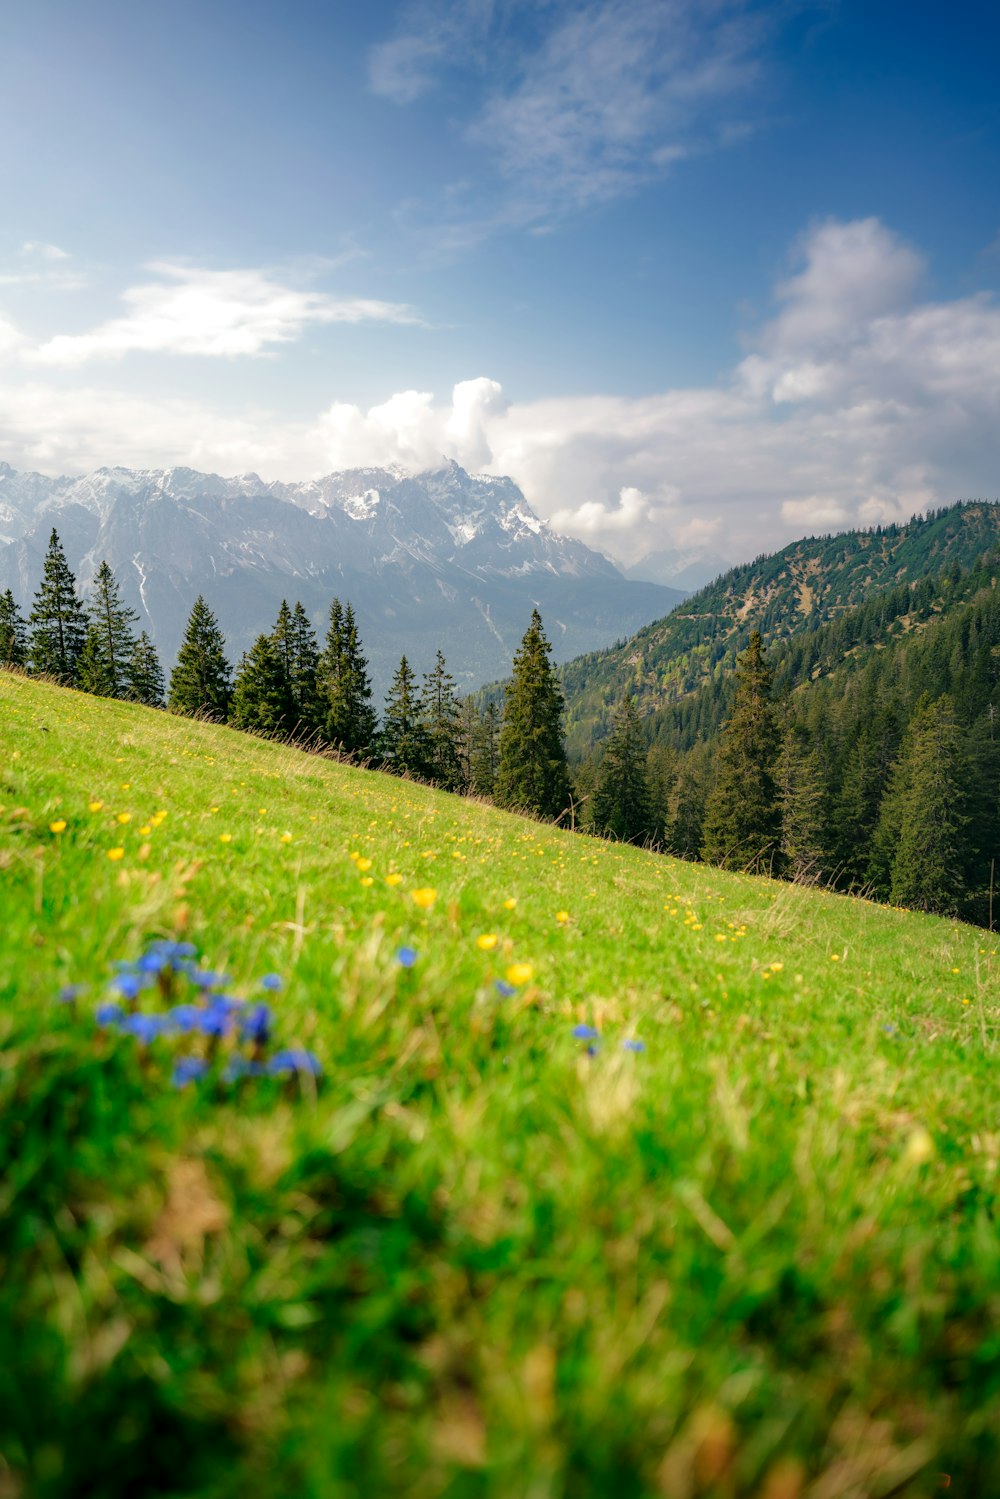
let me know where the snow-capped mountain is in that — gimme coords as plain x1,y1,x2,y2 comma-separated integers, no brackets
0,459,685,696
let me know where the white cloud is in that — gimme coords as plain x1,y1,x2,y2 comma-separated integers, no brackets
2,218,998,573
21,241,71,261
0,242,87,291
30,262,420,366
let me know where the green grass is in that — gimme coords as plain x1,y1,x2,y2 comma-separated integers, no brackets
1,671,998,1499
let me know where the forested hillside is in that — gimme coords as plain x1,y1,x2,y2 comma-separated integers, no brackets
562,500,1000,757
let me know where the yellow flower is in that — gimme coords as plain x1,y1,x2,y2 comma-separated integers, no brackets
139,825,152,836
555,910,570,924
280,832,293,844
411,887,437,909
830,953,840,962
49,819,67,833
903,1127,935,1166
116,812,132,825
107,847,125,862
385,872,403,887
356,856,373,872
476,933,498,951
505,962,534,987
503,897,517,910
89,800,103,813
360,876,374,887
219,832,232,844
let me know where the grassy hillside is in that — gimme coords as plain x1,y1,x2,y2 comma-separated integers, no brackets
562,501,1000,756
2,672,998,1498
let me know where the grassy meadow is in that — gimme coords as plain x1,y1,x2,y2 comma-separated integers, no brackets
1,670,998,1498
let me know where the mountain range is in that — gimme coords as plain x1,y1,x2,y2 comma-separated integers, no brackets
0,459,684,698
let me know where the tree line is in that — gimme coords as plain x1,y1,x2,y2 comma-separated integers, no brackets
0,529,572,820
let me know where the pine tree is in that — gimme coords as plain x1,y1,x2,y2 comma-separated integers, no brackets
379,656,434,778
0,589,28,669
290,602,324,737
28,529,88,683
495,609,572,820
229,633,296,735
81,559,140,697
318,598,377,756
420,649,464,790
590,693,654,843
128,632,165,706
167,596,231,719
776,721,828,882
470,700,500,797
877,696,971,915
701,631,781,872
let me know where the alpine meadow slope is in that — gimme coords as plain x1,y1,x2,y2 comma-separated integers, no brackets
2,670,997,1497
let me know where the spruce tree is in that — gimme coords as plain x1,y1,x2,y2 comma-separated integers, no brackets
318,598,377,756
420,649,464,790
290,602,324,737
470,700,500,797
701,631,781,872
128,632,165,706
28,529,88,683
878,695,971,915
590,693,654,843
495,609,572,820
81,559,140,697
229,634,296,735
380,656,434,778
167,596,231,719
0,589,28,669
776,721,828,882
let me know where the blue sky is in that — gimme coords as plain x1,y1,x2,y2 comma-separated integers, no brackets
1,0,998,565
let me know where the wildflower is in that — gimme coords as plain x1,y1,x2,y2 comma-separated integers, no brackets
280,832,293,844
219,832,232,844
139,825,152,836
830,953,840,962
116,812,131,825
107,847,125,861
360,875,374,887
495,980,516,997
385,872,403,887
172,1056,210,1089
572,1023,599,1041
58,984,85,1004
239,1003,273,1046
411,887,437,909
268,1048,323,1078
49,819,67,834
356,856,373,872
476,933,498,951
95,1001,125,1027
89,800,104,812
113,972,146,1001
555,910,570,924
396,946,418,968
903,1127,935,1166
503,898,517,910
166,1004,203,1033
505,962,534,987
259,973,283,992
191,970,229,992
622,1039,646,1053
120,1013,162,1044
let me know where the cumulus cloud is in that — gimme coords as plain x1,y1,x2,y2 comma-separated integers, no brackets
30,262,420,366
2,218,998,571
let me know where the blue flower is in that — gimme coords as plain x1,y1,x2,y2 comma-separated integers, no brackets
268,1048,323,1078
120,1012,162,1044
621,1039,646,1053
259,973,283,992
113,972,146,1002
495,980,516,998
191,969,230,992
95,1001,125,1027
239,1003,272,1046
166,1003,203,1033
172,1056,210,1089
572,1024,599,1041
58,984,85,1004
396,946,418,968
197,1003,233,1038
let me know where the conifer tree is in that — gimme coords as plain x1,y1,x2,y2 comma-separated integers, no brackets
318,598,377,756
669,761,707,860
875,695,971,915
379,656,434,778
590,693,654,843
776,722,828,881
470,700,500,797
81,559,140,697
167,596,231,719
127,632,165,706
0,589,28,669
420,649,464,790
229,634,296,735
495,609,572,820
28,529,88,683
290,602,324,736
701,631,781,871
